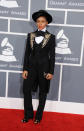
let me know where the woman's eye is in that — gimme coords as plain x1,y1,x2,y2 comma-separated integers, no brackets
37,21,45,23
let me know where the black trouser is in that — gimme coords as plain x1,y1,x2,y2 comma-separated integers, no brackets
24,89,47,121
23,61,48,121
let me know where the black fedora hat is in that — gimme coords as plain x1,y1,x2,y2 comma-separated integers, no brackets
32,10,52,24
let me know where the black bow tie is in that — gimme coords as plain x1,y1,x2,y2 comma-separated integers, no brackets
36,30,46,37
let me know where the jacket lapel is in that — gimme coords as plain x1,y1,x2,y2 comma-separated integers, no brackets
30,30,51,49
42,31,51,48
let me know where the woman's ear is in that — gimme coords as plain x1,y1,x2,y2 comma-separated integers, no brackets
46,21,48,25
36,22,37,25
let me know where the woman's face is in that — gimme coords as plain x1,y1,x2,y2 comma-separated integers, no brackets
36,16,48,30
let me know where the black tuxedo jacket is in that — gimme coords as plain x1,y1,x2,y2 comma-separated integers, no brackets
23,30,56,75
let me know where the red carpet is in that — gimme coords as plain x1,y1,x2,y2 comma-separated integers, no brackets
0,108,84,131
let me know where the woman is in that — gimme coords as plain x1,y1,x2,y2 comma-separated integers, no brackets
22,10,56,124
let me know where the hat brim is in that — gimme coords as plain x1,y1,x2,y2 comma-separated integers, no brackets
32,10,52,24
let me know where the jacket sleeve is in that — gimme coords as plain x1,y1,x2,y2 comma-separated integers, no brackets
23,33,31,71
49,35,56,75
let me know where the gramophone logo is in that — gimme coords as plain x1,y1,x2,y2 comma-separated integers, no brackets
0,37,17,62
0,0,19,8
55,29,72,54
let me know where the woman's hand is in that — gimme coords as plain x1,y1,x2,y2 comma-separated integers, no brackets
22,70,28,79
46,73,53,80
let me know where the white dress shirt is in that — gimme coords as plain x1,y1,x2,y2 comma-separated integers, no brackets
35,27,46,44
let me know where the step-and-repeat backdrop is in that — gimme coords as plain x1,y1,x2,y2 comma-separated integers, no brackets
0,0,84,114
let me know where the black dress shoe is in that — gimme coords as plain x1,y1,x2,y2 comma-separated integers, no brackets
21,117,33,123
33,119,40,124
21,118,28,123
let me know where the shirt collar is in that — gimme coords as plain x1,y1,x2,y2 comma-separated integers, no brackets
38,26,46,32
